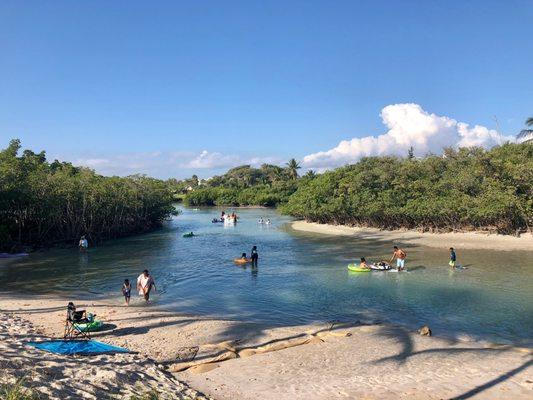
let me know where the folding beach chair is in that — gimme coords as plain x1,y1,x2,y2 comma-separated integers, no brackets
64,302,91,339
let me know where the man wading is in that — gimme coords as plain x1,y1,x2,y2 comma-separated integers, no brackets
390,246,407,271
137,269,156,301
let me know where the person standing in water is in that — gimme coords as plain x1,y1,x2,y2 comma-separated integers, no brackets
449,247,457,268
390,246,407,271
137,269,156,301
78,235,88,252
122,279,132,305
251,245,259,266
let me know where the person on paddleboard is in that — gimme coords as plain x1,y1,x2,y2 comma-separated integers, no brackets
390,246,407,271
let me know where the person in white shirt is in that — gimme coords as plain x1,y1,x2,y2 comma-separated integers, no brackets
137,269,156,301
78,236,88,252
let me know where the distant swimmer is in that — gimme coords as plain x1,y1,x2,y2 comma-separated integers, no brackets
390,246,407,271
78,235,88,252
449,247,457,268
266,219,271,225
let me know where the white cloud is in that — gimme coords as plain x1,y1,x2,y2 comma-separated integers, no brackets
303,103,514,169
71,150,279,178
184,151,241,169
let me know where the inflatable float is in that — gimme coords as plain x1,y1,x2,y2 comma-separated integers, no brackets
74,319,103,333
234,258,253,265
347,264,371,273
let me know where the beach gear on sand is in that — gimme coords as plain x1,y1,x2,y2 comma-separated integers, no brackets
28,340,128,355
64,303,101,339
347,264,371,273
234,258,253,264
74,319,103,332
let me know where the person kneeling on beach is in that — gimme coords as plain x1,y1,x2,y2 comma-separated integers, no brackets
137,270,156,301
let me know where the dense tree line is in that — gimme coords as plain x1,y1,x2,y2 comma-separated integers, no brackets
0,140,177,251
282,144,532,234
181,162,303,207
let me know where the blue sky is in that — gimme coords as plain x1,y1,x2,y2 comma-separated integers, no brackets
1,1,532,178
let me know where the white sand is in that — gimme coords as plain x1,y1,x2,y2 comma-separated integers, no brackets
1,296,531,399
291,221,533,251
0,311,209,400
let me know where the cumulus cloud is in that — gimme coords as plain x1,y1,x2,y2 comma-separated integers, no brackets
71,150,278,178
303,103,513,169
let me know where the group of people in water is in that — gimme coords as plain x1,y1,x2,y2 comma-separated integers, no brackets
121,269,157,305
76,213,459,308
357,246,459,271
258,217,271,225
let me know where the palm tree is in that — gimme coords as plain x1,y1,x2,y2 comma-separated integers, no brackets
305,169,316,179
286,158,301,180
517,117,533,143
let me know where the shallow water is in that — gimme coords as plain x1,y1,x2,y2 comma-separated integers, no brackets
1,206,532,346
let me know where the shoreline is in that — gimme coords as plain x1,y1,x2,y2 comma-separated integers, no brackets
290,220,533,251
1,294,532,399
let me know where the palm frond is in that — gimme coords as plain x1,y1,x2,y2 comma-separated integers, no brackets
517,129,533,140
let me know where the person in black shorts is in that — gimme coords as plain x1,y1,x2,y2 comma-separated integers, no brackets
122,279,131,305
251,245,259,266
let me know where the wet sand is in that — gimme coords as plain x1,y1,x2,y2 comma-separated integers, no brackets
291,221,533,251
1,295,531,399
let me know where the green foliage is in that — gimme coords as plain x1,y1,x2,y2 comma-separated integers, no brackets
282,144,533,234
0,139,178,251
1,378,40,400
183,164,299,207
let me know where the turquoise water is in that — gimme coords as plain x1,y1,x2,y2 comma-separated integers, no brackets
1,206,532,346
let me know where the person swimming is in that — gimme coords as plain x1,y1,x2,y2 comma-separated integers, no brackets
241,252,247,259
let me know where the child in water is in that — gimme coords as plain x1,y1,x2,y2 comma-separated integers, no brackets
360,257,371,269
449,247,457,268
241,253,247,260
122,279,131,305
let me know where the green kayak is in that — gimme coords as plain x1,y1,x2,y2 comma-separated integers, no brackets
74,319,103,332
347,264,371,273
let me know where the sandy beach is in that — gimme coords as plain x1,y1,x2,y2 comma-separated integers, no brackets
291,221,533,251
1,295,531,399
